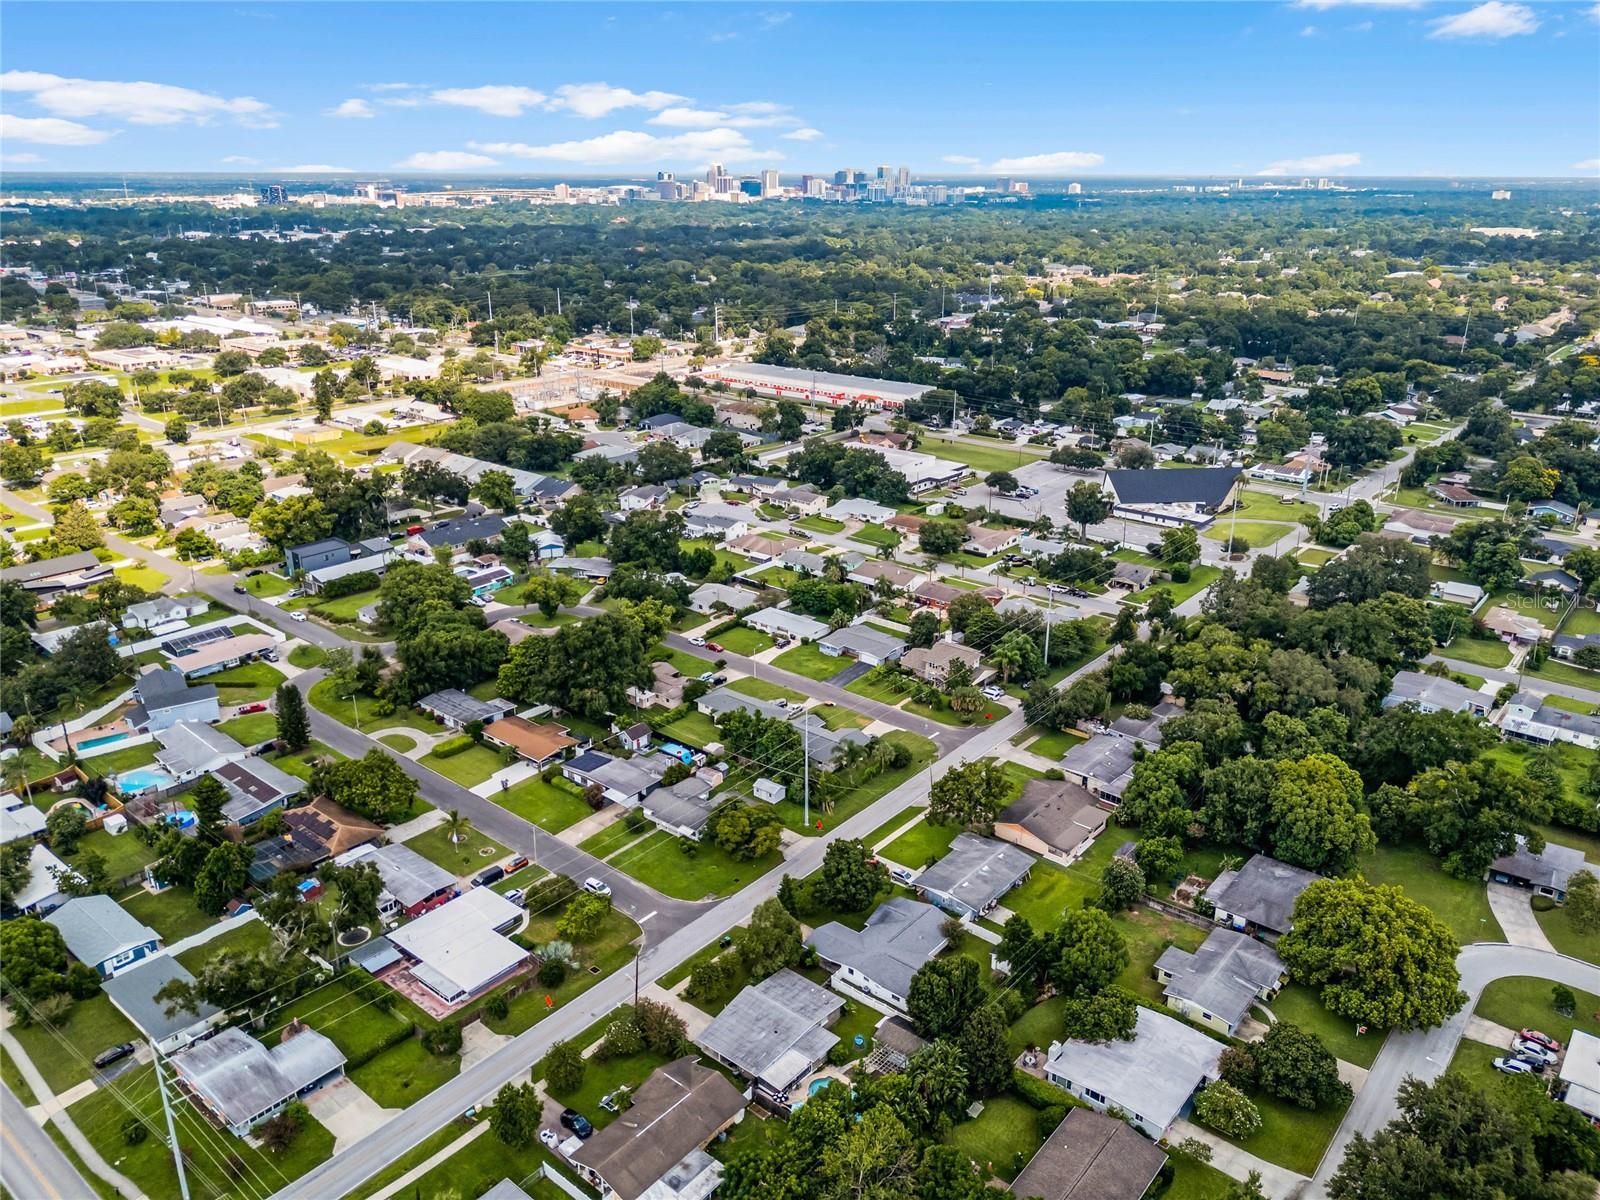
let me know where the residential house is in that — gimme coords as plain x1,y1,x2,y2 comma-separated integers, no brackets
248,798,381,885
696,688,791,723
1109,562,1157,591
1529,500,1581,525
385,887,527,1006
1557,1032,1600,1124
790,713,871,768
102,956,223,1054
153,721,247,785
1501,692,1600,749
1153,928,1286,1036
1041,1007,1225,1139
0,793,46,845
1488,836,1588,903
216,758,302,827
1204,854,1319,942
779,549,829,576
45,895,161,977
1524,569,1581,596
914,832,1034,918
1427,483,1480,509
965,526,1019,556
619,484,670,511
1060,734,1139,806
124,596,210,631
482,717,577,767
817,624,905,666
641,775,719,839
910,580,970,611
847,560,921,591
561,750,667,807
745,607,828,643
0,552,113,599
1430,579,1485,607
771,485,826,515
458,563,513,598
1102,467,1241,528
158,494,209,528
1532,536,1576,563
408,515,507,557
415,689,515,730
824,498,897,524
284,537,359,576
901,641,983,687
689,582,759,615
696,968,843,1097
1383,670,1488,716
171,633,277,680
618,722,651,753
726,532,804,561
806,897,949,1011
629,661,688,709
1481,605,1548,645
170,1026,345,1137
569,1057,747,1200
1008,1109,1170,1200
128,666,220,732
362,843,458,919
305,551,396,595
13,844,68,914
549,555,612,581
994,778,1108,865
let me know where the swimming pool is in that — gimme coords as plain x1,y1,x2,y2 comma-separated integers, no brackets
117,768,174,795
789,1077,839,1112
78,731,131,752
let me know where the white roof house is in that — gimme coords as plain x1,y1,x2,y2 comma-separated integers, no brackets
385,887,527,1005
745,607,829,642
1560,1030,1600,1122
170,1026,346,1136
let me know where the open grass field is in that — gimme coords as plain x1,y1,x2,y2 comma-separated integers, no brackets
378,732,417,752
659,646,715,677
174,916,273,971
783,730,936,836
1435,634,1512,669
404,822,509,878
492,773,595,833
850,523,901,549
658,708,721,748
1230,490,1319,523
1200,520,1295,546
7,992,141,1095
1485,741,1594,820
608,829,779,899
924,437,1047,474
1541,691,1599,715
771,642,850,681
1024,726,1087,759
113,565,169,591
880,816,961,868
715,625,774,655
859,804,927,850
419,743,504,788
308,677,446,735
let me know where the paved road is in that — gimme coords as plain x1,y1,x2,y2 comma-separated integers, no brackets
1307,944,1600,1197
0,1084,96,1200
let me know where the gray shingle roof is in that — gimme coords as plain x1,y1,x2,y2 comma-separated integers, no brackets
1044,1007,1224,1133
696,968,841,1083
102,955,220,1043
1491,835,1588,892
1204,854,1319,935
45,895,160,968
806,897,948,998
915,833,1034,913
1154,928,1285,1030
1009,1108,1169,1200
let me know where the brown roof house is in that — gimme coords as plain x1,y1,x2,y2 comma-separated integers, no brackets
570,1057,746,1200
993,777,1107,865
483,717,577,767
1008,1108,1168,1200
901,641,984,686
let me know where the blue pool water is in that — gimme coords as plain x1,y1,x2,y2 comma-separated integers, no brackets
118,768,174,795
164,808,197,828
790,1078,837,1112
78,731,131,751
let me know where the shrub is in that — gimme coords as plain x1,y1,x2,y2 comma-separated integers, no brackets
825,1040,856,1067
538,959,567,987
1037,1104,1068,1137
485,993,509,1021
1193,1081,1261,1137
1218,1045,1259,1090
320,571,379,599
1530,895,1555,912
1012,1068,1076,1111
432,736,475,759
122,1115,148,1145
623,809,651,834
423,1022,463,1056
1170,562,1192,583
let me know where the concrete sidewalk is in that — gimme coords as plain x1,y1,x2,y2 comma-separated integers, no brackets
1168,1118,1308,1199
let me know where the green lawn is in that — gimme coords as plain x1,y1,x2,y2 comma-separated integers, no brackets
771,642,851,681
347,1035,459,1109
379,732,417,752
117,885,216,942
1483,585,1564,630
845,670,912,704
1534,821,1600,864
716,625,774,655
580,819,650,859
78,741,160,777
1199,520,1296,547
265,739,344,782
287,643,326,669
1435,634,1512,669
794,515,846,534
608,829,779,900
308,677,446,735
1298,546,1338,566
1536,901,1599,961
65,827,156,886
860,804,928,851
197,659,287,703
404,822,509,877
1230,489,1319,523
389,1122,582,1200
218,710,278,745
1024,726,1087,759
487,906,640,1036
1475,976,1600,1044
659,646,715,676
1539,692,1597,715
1223,1089,1350,1177
1128,565,1222,607
1526,655,1600,689
265,974,416,1066
923,437,1045,474
659,708,721,748
113,565,169,591
812,702,871,730
1163,1156,1239,1200
1271,982,1385,1069
1485,742,1595,820
303,585,382,622
420,743,505,788
784,730,937,836
7,992,140,1095
849,523,901,549
941,1094,1042,1183
880,817,962,868
493,773,594,833
242,572,292,597
68,1061,335,1200
750,565,801,591
174,916,273,971
1561,602,1600,636
727,675,806,703
1359,841,1504,945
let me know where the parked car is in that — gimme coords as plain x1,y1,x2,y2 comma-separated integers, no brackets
981,685,1006,701
1519,1029,1563,1052
289,611,308,622
233,585,248,594
94,1043,136,1070
246,569,265,577
1512,1039,1558,1066
261,649,278,662
698,672,717,683
712,674,728,685
1494,1056,1536,1075
889,866,915,885
472,865,505,889
539,1128,560,1149
237,703,268,715
583,877,612,897
505,888,525,908
560,1109,594,1139
689,636,707,647
503,855,529,875
705,642,723,653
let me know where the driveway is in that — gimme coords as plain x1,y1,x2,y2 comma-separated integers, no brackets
1485,882,1555,952
827,660,873,687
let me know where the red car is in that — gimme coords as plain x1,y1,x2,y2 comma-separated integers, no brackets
237,702,268,715
705,642,723,653
1519,1029,1562,1052
503,856,530,875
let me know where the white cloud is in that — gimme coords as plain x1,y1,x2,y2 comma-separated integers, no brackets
398,150,499,170
1258,151,1362,175
1301,24,1323,35
0,70,273,127
649,103,796,129
326,98,375,119
1428,1,1539,37
761,10,793,25
549,83,686,118
1574,158,1600,172
988,151,1105,172
430,85,547,117
782,127,824,142
365,82,427,92
1293,0,1422,8
1,152,43,164
0,113,113,145
278,164,355,173
942,154,981,166
221,155,261,165
471,127,778,167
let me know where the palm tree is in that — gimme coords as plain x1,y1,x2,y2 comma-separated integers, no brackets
444,808,471,846
3,756,31,804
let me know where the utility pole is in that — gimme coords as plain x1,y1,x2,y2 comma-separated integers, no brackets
802,719,811,831
153,1051,192,1200
713,302,721,345
556,287,562,316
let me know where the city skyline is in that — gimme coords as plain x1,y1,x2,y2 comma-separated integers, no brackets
2,1,1598,177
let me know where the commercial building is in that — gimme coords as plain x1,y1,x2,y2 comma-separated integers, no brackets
704,363,935,411
1042,1007,1225,1139
1102,467,1241,528
171,1026,346,1136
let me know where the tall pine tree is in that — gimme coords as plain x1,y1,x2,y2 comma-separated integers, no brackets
275,682,309,751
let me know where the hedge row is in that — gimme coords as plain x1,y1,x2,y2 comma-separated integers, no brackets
432,735,476,758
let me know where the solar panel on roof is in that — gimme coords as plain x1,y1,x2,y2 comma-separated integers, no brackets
160,625,232,655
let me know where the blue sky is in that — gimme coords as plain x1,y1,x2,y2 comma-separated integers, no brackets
2,2,1596,177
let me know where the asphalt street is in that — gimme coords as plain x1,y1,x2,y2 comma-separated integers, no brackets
0,1085,96,1200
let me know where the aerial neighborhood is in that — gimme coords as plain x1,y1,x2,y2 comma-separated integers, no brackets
0,142,1597,1200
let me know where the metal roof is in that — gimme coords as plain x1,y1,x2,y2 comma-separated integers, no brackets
171,1026,345,1129
1104,467,1240,509
696,968,842,1082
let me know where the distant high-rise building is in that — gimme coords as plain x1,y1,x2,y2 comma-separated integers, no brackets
717,173,739,194
895,166,910,191
807,177,827,197
1066,182,1082,195
761,169,781,196
877,165,891,180
995,177,1013,194
259,184,288,206
833,169,851,186
706,163,724,186
658,171,675,182
867,182,888,202
1492,189,1512,201
739,179,763,197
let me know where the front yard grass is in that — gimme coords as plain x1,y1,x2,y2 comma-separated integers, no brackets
1435,634,1512,669
217,710,278,745
419,743,504,788
1526,655,1600,689
287,643,326,668
197,659,287,703
880,817,961,868
1223,1089,1350,1177
1271,982,1384,1069
8,992,140,1095
771,642,850,681
379,731,417,752
113,565,169,591
923,436,1045,475
1475,976,1600,1044
1359,841,1504,945
265,738,344,782
493,773,594,833
850,523,900,549
1199,520,1295,546
1024,726,1087,759
242,572,291,597
715,625,774,655
1128,564,1222,607
608,830,779,900
580,819,649,859
794,515,846,534
1536,901,1599,961
308,677,446,735
404,822,509,878
727,676,806,703
347,1036,459,1109
860,804,927,850
659,708,721,748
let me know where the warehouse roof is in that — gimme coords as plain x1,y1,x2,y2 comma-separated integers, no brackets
1104,467,1240,509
